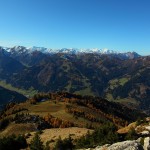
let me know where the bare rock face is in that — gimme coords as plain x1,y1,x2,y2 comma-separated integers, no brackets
140,131,149,136
96,140,143,150
145,126,150,131
144,137,150,150
81,136,150,150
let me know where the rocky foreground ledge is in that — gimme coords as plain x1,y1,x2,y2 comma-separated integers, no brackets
80,137,150,150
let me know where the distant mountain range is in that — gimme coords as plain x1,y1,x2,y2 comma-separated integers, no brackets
1,46,140,59
0,45,149,112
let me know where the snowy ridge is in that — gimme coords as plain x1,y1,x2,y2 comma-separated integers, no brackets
0,45,140,58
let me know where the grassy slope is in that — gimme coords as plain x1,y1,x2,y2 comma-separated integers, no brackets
4,100,94,129
27,127,93,148
0,123,36,137
105,76,139,106
0,80,38,97
0,100,95,146
1,91,145,139
29,101,96,127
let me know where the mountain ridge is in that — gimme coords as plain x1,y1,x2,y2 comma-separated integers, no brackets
0,46,149,112
0,45,141,59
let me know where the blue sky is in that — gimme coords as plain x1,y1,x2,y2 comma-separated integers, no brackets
0,0,149,55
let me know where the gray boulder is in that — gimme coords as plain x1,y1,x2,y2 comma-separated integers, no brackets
95,140,143,150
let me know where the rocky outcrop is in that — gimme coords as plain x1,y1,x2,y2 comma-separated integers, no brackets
82,138,150,150
140,131,149,136
96,140,143,150
136,124,150,136
144,137,150,150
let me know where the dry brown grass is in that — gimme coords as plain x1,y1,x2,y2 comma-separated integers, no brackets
27,101,64,116
27,127,93,147
1,98,108,146
117,122,136,134
0,123,36,137
26,101,92,127
0,101,95,139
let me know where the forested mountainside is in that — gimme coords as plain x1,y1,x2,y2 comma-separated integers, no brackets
0,47,149,111
0,86,27,106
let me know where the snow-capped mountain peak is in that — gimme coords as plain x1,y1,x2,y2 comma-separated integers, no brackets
0,45,140,59
101,48,118,54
